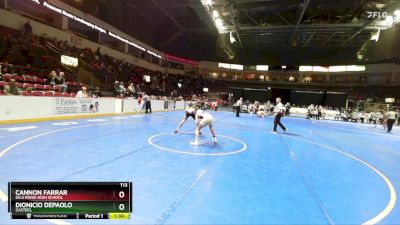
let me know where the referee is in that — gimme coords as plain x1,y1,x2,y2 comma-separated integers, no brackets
272,97,287,133
143,92,152,114
386,110,397,132
235,97,243,117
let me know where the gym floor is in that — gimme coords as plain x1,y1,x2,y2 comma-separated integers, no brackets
0,110,399,225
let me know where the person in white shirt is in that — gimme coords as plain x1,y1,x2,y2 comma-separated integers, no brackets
191,109,217,146
371,111,379,125
397,110,400,126
272,97,287,133
285,102,291,116
76,86,88,98
265,101,271,114
386,110,397,132
307,104,314,119
174,104,198,133
235,97,243,117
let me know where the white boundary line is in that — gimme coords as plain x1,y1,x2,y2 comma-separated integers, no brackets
0,122,136,225
0,189,7,202
280,134,396,225
44,219,72,225
0,123,111,158
312,120,400,138
148,132,247,156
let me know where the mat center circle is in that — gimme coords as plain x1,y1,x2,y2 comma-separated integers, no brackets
148,132,247,156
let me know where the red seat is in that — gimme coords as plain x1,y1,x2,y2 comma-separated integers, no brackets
15,83,23,88
23,83,33,89
54,86,63,92
70,93,76,97
31,91,43,96
13,76,24,82
0,90,3,95
42,79,48,83
34,84,44,90
24,76,34,83
43,85,53,91
2,74,12,81
34,78,44,84
62,93,70,97
66,81,74,86
21,91,30,96
0,81,8,87
53,92,62,97
43,91,53,96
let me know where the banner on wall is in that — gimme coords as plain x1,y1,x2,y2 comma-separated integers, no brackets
53,98,100,114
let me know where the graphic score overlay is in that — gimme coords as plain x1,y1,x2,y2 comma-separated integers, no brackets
8,182,132,220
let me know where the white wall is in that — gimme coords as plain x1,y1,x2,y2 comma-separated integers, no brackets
0,96,116,121
0,96,186,122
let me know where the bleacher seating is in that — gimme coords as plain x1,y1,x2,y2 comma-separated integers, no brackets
43,91,53,96
23,83,33,89
33,84,44,90
0,81,8,87
43,85,53,91
31,91,43,96
2,74,12,81
21,91,30,96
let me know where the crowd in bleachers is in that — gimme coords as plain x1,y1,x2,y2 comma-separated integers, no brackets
0,65,82,96
53,38,228,99
0,23,227,100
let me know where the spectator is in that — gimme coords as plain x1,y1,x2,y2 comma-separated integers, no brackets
92,86,102,98
24,20,32,36
4,79,21,95
114,81,124,97
135,84,141,93
119,81,126,95
56,71,67,93
76,86,88,98
126,83,136,97
285,102,291,116
48,70,57,86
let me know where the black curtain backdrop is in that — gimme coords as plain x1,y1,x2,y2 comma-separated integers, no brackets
290,91,324,107
271,88,291,103
231,88,347,107
325,93,348,108
231,88,271,102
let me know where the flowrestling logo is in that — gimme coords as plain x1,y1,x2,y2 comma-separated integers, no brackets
366,11,388,20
